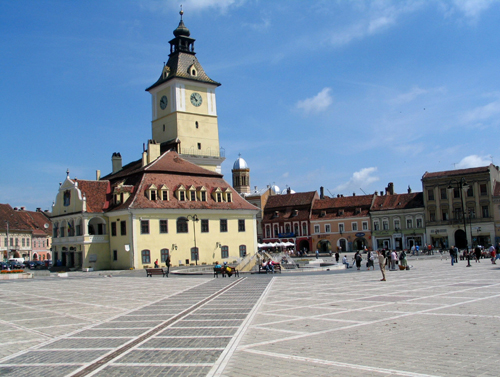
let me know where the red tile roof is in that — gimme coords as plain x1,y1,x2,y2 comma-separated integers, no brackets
371,192,424,211
313,194,374,210
0,204,52,235
105,151,257,212
74,180,111,213
422,165,492,179
264,191,318,210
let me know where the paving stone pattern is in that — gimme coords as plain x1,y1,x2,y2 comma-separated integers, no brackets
0,259,499,376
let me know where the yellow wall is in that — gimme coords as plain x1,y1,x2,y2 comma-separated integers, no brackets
128,212,257,268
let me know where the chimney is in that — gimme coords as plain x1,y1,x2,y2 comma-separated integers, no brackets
142,143,147,167
353,193,356,196
380,191,383,196
320,186,324,199
287,187,291,194
36,208,41,212
337,194,340,198
407,185,412,194
386,182,394,195
96,170,101,180
112,152,122,173
147,139,161,164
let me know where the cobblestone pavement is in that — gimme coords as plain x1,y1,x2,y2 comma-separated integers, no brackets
0,258,499,376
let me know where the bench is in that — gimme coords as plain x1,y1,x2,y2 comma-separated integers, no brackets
146,268,168,277
258,263,281,274
213,266,240,278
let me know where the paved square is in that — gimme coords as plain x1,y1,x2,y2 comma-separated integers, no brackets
0,258,498,376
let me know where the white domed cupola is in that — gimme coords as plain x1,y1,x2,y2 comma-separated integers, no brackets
232,154,250,194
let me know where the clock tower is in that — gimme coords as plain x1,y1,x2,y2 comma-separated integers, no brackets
146,10,225,172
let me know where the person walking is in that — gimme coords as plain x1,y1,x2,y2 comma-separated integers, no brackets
450,246,457,266
474,245,481,262
354,251,362,270
399,249,407,269
335,251,340,263
315,249,319,259
390,250,398,270
490,245,497,264
154,259,159,268
165,255,171,274
377,250,386,281
366,250,374,270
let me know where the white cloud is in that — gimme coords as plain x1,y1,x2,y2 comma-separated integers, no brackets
463,98,500,124
142,0,245,13
335,167,380,193
455,155,492,169
327,1,424,47
296,88,333,113
450,0,498,20
391,86,428,104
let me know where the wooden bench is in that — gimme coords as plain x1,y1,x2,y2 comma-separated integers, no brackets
146,268,168,277
213,266,239,278
258,263,281,274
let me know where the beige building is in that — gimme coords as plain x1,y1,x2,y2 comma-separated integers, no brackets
102,147,259,269
311,192,374,253
50,172,110,269
422,164,500,250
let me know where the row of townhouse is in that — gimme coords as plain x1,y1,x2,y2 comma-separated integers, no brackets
261,164,500,252
0,204,52,261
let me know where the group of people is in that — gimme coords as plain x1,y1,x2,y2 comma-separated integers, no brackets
214,261,235,277
448,244,499,265
340,249,408,281
261,258,277,273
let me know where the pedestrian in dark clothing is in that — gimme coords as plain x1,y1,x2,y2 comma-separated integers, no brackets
354,251,362,270
335,251,340,263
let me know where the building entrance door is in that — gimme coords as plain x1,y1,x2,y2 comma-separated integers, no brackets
454,229,467,249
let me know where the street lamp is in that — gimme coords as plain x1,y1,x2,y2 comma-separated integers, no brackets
448,178,470,267
186,215,199,265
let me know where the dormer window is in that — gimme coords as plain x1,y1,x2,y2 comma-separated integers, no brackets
188,64,197,77
320,211,326,218
274,211,279,218
224,188,232,203
212,187,223,202
292,210,299,217
355,208,361,215
197,186,207,202
188,186,197,201
338,209,344,215
177,185,186,201
147,184,158,201
160,185,169,201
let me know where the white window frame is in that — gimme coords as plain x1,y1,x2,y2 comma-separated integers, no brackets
352,222,358,231
325,224,331,233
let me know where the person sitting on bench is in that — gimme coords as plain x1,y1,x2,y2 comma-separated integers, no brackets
342,255,350,268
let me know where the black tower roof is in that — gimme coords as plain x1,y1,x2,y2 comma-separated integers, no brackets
146,10,220,91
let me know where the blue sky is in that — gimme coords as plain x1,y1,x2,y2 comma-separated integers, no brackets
1,0,500,210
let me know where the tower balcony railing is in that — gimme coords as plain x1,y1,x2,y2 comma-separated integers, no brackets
180,147,225,158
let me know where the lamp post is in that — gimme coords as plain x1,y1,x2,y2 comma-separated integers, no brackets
187,215,199,265
448,178,470,267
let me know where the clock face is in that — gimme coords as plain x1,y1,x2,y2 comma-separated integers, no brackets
190,92,202,107
160,95,168,110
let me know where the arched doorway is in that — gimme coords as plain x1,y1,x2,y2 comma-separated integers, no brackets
454,229,467,249
299,240,310,252
354,238,367,251
339,238,347,252
317,240,331,253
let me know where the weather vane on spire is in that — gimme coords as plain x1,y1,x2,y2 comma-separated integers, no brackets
180,4,184,19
